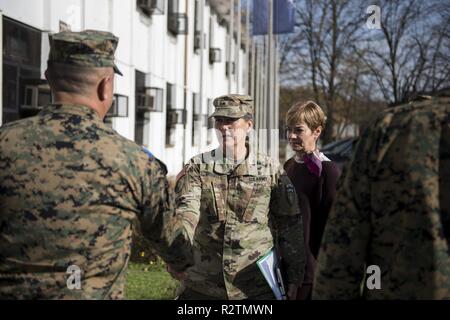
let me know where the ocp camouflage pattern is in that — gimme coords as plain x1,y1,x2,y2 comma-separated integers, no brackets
175,148,306,299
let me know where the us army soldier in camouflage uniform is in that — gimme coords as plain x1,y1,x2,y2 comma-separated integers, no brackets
0,30,192,299
174,94,306,300
313,90,450,299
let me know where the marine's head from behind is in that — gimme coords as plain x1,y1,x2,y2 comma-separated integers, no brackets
45,30,122,119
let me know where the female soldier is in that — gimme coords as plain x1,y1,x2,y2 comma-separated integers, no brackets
172,94,306,300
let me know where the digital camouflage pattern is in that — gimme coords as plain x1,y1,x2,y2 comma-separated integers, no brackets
210,94,254,119
48,30,122,75
0,104,192,299
313,92,450,299
175,148,306,300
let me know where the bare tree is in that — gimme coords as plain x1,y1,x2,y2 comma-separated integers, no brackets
279,0,449,145
358,0,450,105
280,0,367,144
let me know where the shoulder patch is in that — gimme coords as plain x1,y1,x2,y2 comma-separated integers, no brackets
142,146,154,159
142,146,168,175
285,183,296,206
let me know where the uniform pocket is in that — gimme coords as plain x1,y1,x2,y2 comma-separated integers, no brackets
240,177,271,223
211,181,226,221
200,175,226,222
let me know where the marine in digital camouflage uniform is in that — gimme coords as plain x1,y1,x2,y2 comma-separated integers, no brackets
175,94,306,300
313,90,450,299
0,30,192,299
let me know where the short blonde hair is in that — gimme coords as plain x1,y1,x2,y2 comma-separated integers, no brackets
285,100,326,130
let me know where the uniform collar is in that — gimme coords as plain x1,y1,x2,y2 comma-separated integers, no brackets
41,104,102,121
211,146,259,176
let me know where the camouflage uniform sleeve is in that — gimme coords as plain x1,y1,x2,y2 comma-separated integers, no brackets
312,124,375,299
174,160,202,244
140,159,194,273
270,167,306,285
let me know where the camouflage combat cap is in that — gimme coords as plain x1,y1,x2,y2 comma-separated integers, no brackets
48,30,122,75
210,94,254,119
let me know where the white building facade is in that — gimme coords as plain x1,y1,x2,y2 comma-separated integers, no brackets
0,0,281,175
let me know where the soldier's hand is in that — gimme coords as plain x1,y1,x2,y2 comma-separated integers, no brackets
166,264,187,281
287,283,299,300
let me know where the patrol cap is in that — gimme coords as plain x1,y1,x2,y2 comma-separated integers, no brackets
48,30,122,76
210,94,254,119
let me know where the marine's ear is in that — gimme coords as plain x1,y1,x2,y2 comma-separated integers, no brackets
97,75,112,102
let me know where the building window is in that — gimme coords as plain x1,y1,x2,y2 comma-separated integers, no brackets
207,98,215,145
193,0,203,52
136,87,164,113
168,0,178,17
208,16,222,64
104,94,128,126
209,16,214,48
165,83,187,147
209,48,221,64
166,82,176,146
147,87,164,112
166,82,176,110
2,17,42,125
135,70,149,146
168,0,188,36
108,94,129,118
19,79,51,119
137,0,165,17
225,27,235,77
226,61,235,77
192,93,201,146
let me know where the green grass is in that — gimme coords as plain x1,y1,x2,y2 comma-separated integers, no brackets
125,261,180,300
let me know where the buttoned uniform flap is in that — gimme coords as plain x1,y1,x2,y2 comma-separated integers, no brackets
199,173,227,222
240,175,272,222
